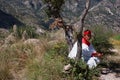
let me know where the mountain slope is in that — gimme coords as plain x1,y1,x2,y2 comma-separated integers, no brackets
62,0,120,32
85,0,120,32
0,0,119,32
0,10,23,28
0,0,47,28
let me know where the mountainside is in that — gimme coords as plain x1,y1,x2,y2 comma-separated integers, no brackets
85,0,120,32
61,0,102,23
0,0,120,32
62,0,120,32
0,0,47,29
0,10,24,28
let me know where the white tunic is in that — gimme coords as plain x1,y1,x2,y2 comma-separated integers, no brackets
82,43,96,62
68,41,100,69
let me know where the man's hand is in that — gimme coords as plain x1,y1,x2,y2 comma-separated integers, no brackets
97,53,103,57
91,53,103,57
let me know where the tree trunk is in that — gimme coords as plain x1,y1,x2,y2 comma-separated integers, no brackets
46,0,90,56
63,25,75,52
75,0,90,60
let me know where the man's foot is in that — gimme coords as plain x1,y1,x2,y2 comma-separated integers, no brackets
62,64,72,73
64,64,72,71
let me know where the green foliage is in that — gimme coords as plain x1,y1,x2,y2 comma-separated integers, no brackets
70,59,88,80
43,0,64,9
113,35,120,40
26,42,68,80
25,42,68,80
48,42,68,56
37,52,65,80
26,61,41,80
64,59,100,80
43,34,101,80
42,0,65,17
90,25,113,53
15,26,39,39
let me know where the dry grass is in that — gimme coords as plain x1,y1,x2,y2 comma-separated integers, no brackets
0,28,67,80
49,29,65,41
103,37,120,68
109,38,120,46
0,37,49,80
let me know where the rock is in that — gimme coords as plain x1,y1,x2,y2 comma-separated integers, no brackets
0,28,9,37
4,34,17,44
35,26,45,35
24,39,40,46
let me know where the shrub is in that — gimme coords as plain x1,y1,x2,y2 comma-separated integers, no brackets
25,60,42,80
10,26,39,39
113,35,120,40
47,42,68,57
89,25,113,53
64,59,100,80
25,42,68,80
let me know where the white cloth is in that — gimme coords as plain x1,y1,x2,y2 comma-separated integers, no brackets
68,41,100,69
82,43,96,62
87,57,100,69
68,42,78,59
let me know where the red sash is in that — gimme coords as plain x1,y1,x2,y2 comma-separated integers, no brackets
82,38,90,46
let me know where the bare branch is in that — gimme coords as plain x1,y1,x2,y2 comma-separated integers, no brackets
80,0,90,23
75,0,90,60
75,0,90,32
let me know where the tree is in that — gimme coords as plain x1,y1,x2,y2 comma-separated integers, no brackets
42,0,65,18
43,0,90,60
75,0,90,60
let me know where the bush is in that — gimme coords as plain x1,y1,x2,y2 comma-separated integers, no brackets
47,42,68,57
90,25,113,53
64,59,100,80
113,35,120,40
10,26,39,39
25,41,68,80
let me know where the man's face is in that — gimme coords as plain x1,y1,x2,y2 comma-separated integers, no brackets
84,34,91,41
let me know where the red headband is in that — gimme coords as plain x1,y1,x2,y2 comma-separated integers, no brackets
84,30,91,35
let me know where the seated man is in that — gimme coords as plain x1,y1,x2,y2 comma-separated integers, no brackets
81,29,102,68
67,29,102,69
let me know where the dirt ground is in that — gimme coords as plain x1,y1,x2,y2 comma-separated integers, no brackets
99,69,120,80
99,47,120,80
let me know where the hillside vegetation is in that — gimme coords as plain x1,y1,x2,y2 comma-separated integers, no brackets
0,25,120,80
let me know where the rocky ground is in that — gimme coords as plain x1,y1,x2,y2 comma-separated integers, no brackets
99,48,120,80
100,72,120,80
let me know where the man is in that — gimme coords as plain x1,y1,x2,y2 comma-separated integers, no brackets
65,29,102,70
81,29,102,68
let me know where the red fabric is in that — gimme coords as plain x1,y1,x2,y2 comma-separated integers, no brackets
91,53,98,57
84,30,91,35
82,38,90,46
91,53,103,57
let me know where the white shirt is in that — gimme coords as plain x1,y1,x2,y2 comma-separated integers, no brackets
68,41,100,69
82,43,96,62
68,41,96,61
